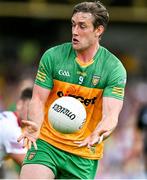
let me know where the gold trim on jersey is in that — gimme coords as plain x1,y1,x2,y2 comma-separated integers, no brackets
112,87,124,97
77,71,87,77
75,57,94,67
36,70,46,82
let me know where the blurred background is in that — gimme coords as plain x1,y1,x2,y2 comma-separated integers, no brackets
0,0,147,179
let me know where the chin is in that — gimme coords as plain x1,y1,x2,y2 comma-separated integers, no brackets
72,44,82,51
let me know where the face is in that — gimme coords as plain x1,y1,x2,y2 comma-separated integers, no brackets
16,99,30,120
71,12,102,51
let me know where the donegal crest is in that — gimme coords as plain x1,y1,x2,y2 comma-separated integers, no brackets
27,152,36,160
92,75,100,86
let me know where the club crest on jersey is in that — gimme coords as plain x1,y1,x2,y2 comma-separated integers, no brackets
27,152,36,160
92,75,100,86
89,146,96,154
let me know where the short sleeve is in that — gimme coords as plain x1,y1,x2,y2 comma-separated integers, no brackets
35,50,53,89
103,62,127,100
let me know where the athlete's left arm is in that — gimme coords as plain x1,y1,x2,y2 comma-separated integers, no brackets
75,97,123,148
95,96,123,140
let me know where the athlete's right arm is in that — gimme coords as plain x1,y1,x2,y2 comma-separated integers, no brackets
17,84,51,150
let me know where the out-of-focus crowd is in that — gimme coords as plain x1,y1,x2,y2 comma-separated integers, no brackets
0,74,34,111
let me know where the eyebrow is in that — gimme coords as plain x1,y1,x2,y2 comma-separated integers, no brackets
71,19,86,24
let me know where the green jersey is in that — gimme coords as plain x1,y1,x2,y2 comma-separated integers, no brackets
35,42,127,159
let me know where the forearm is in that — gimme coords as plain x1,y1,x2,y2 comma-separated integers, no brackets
94,97,123,140
17,85,49,149
27,96,45,133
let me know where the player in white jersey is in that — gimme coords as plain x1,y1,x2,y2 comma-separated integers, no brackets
0,88,32,178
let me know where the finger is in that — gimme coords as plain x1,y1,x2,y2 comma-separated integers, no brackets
102,131,111,138
97,134,104,144
21,120,33,125
33,141,38,150
28,140,32,149
74,141,82,144
87,144,92,149
78,141,88,147
98,129,108,136
17,134,24,142
74,141,87,147
87,135,104,147
88,140,97,147
26,136,37,150
23,138,28,148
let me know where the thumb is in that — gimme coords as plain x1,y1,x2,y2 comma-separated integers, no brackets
22,120,38,131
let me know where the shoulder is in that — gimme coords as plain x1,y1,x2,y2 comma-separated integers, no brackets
100,46,126,73
39,42,73,65
100,46,122,63
39,43,73,68
44,42,72,56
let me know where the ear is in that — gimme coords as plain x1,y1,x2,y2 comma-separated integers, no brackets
95,25,105,38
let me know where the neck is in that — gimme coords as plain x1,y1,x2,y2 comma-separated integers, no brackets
76,43,99,63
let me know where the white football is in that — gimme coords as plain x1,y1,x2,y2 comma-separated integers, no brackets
48,96,87,134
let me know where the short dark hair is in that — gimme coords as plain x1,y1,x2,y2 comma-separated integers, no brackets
20,88,32,100
72,1,109,29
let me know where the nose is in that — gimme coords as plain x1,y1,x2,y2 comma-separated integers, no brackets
72,25,78,35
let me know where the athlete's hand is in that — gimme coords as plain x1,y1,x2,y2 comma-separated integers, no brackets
74,130,109,148
17,120,39,150
74,133,103,148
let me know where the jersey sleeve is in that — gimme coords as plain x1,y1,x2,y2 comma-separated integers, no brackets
103,61,127,100
35,50,53,89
